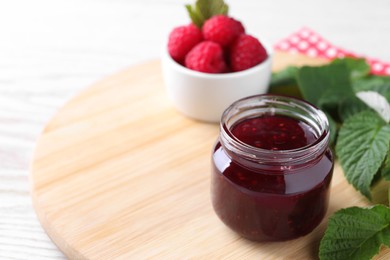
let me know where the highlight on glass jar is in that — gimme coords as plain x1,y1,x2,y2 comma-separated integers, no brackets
211,94,334,242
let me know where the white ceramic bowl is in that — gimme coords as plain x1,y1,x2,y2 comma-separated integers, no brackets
161,39,273,123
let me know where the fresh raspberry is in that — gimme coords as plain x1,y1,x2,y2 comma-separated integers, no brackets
232,18,245,35
202,15,245,47
230,34,268,72
168,24,203,64
185,41,227,73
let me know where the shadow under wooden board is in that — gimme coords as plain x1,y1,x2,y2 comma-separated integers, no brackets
30,51,390,259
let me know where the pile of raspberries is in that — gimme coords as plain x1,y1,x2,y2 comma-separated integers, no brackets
168,15,268,74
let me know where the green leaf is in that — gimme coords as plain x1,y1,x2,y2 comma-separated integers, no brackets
331,57,371,80
338,95,369,121
353,75,390,101
270,66,299,87
269,66,302,98
297,62,354,109
220,3,228,15
185,5,203,28
186,0,229,27
319,205,390,260
197,0,211,21
356,91,390,123
208,0,228,17
336,110,390,199
268,84,302,99
380,153,390,182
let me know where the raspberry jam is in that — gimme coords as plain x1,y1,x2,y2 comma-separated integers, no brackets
211,95,334,241
231,115,318,150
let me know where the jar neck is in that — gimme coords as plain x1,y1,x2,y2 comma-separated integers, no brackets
219,95,330,167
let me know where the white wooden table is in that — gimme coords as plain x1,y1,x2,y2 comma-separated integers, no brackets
1,0,389,259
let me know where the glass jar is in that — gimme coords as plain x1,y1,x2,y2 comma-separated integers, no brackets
211,94,334,241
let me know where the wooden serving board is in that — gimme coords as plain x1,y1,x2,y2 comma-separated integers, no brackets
30,52,390,259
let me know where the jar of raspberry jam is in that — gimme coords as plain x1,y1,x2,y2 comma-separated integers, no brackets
211,94,334,241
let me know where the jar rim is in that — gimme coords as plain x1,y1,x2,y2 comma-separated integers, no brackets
220,94,330,165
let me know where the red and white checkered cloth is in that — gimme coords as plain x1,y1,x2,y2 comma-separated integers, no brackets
274,27,390,76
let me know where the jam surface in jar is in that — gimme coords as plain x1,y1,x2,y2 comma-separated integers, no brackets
211,114,333,241
231,115,317,150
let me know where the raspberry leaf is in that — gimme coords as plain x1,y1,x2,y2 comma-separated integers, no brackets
338,95,369,121
270,66,299,87
380,153,390,181
185,0,229,28
319,205,390,260
331,57,371,80
353,75,390,100
356,91,390,123
336,110,390,199
297,62,354,110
